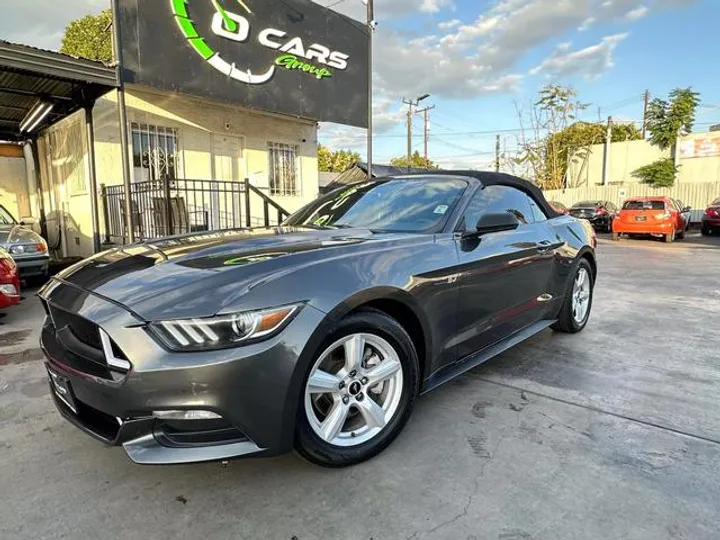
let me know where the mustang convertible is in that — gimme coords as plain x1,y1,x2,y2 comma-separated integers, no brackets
39,172,597,467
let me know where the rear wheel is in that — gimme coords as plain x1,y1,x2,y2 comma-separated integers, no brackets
296,311,419,467
552,259,594,334
677,228,686,240
701,226,712,236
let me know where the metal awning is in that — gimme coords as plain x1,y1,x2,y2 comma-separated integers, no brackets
0,40,118,141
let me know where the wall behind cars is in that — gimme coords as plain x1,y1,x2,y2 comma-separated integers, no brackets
0,144,29,220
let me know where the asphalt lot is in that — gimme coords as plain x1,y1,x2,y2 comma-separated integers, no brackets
1,232,720,540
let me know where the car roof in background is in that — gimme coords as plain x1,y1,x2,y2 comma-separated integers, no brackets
623,196,670,202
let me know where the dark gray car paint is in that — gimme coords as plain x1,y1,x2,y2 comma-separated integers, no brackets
39,174,596,462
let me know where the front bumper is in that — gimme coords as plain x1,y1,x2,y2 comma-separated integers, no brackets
40,280,327,464
15,255,49,278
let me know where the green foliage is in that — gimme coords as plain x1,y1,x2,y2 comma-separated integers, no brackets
632,158,680,187
389,151,436,169
646,88,701,150
60,9,113,63
547,122,642,186
318,145,361,173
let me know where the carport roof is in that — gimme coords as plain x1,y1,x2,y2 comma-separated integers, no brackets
0,40,118,141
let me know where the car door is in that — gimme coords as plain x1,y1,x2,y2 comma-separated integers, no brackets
452,185,558,361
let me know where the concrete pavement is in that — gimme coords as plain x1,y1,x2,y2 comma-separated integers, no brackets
1,234,719,540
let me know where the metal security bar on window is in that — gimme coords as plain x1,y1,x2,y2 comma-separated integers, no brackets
131,123,179,182
268,142,299,196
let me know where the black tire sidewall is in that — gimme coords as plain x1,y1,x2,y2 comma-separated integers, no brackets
295,310,419,467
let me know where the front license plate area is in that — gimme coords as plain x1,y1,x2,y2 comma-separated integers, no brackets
635,216,647,222
47,367,77,414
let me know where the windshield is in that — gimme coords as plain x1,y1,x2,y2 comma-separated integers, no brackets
0,205,17,225
623,200,666,210
285,177,468,233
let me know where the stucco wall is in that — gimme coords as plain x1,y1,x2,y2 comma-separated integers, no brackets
0,150,29,220
94,87,319,211
568,132,720,186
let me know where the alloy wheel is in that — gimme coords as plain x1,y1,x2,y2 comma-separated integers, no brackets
572,267,591,325
304,333,404,447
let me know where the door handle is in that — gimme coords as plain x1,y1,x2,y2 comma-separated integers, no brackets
536,240,553,252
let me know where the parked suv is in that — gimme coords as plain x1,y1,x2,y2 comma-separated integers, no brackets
613,197,689,243
701,197,720,236
569,200,617,232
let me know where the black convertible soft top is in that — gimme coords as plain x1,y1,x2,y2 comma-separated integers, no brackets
391,170,561,218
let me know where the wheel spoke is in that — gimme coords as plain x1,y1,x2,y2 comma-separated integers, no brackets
320,400,349,441
364,357,401,387
308,369,341,394
356,397,386,429
343,334,365,373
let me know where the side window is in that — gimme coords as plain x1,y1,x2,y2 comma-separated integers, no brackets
460,185,533,231
527,196,547,223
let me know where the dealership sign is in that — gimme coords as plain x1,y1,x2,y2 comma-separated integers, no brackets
119,0,369,127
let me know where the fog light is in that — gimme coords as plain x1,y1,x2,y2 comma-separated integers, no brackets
152,410,221,420
0,284,18,296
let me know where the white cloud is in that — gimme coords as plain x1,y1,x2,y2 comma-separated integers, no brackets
420,0,454,14
529,33,628,79
438,19,462,30
625,5,649,19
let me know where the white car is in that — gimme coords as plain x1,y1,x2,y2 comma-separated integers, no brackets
0,205,49,279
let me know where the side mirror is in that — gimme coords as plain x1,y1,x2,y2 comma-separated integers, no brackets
682,206,691,213
466,212,520,237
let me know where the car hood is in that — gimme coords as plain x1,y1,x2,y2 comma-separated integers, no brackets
52,226,421,320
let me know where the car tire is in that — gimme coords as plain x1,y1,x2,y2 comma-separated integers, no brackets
701,226,711,236
551,259,594,334
295,310,420,467
677,227,686,240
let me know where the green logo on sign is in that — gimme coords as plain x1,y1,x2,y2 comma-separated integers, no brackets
170,0,349,85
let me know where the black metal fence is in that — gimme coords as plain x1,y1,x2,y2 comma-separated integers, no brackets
101,178,291,243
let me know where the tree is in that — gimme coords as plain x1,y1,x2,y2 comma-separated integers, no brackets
60,10,113,63
632,158,679,187
637,87,700,187
390,151,436,169
318,145,361,173
514,84,589,189
646,88,701,150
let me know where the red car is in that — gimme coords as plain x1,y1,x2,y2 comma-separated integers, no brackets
0,248,20,309
701,197,720,236
548,201,569,214
612,197,689,243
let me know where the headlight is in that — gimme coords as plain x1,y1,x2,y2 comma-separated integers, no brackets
148,304,302,351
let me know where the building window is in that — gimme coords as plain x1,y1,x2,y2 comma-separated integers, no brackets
268,142,299,196
131,123,179,182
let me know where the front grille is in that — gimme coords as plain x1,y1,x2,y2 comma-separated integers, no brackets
42,300,130,380
48,304,103,350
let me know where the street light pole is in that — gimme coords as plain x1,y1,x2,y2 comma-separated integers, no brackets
366,0,374,180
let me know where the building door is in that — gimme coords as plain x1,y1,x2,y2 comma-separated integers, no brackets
211,135,244,229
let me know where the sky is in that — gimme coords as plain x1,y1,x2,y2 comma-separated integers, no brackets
2,0,719,169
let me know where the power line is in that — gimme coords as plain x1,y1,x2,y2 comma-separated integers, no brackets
324,0,347,8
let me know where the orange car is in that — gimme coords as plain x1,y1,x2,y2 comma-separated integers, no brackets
612,197,689,243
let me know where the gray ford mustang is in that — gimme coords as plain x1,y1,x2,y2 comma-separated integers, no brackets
39,172,597,467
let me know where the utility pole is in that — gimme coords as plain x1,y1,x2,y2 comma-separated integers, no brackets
495,134,501,172
415,105,435,162
366,0,375,180
602,116,612,186
402,94,430,169
642,89,650,139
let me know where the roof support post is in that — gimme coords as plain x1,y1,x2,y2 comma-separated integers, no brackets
111,0,135,243
84,101,101,254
